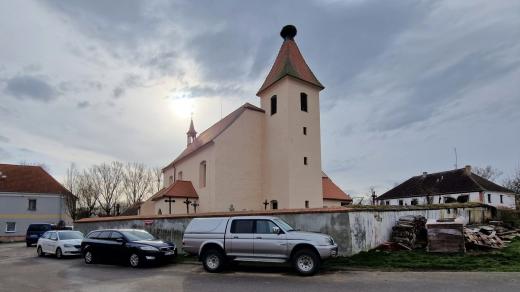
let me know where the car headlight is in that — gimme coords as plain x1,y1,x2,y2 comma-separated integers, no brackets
139,246,159,251
64,244,74,248
328,237,335,245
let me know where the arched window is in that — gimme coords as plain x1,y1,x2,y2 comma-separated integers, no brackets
270,95,277,115
158,208,162,215
199,161,207,188
178,171,183,180
169,176,173,185
270,200,278,210
300,92,308,112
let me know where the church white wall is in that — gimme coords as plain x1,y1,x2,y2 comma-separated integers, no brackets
323,199,348,207
213,109,264,212
167,144,216,214
259,77,323,210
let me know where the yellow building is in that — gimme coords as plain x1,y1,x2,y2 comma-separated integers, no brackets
141,25,351,215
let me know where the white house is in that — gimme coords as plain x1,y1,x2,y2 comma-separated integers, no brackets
376,165,517,209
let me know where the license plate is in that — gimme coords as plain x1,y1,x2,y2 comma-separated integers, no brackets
164,251,174,256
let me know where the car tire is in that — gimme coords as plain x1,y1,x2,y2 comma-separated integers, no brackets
56,248,63,259
129,253,141,268
84,250,95,264
37,246,45,257
202,249,225,273
292,248,320,276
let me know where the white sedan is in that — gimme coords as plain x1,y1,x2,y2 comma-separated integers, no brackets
36,230,84,258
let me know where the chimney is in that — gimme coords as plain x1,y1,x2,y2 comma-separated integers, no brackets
422,171,428,178
464,165,472,175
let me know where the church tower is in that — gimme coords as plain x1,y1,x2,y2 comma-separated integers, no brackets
258,25,324,209
186,117,197,146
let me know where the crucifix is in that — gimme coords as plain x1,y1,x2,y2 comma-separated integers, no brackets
164,198,175,214
191,200,199,213
183,198,192,214
262,199,269,210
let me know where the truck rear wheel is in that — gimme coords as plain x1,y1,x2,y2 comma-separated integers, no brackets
202,249,225,273
292,248,320,276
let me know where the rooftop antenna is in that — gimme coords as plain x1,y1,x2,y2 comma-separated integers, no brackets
454,147,458,169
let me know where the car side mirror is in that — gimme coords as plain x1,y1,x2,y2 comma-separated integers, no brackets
272,226,281,234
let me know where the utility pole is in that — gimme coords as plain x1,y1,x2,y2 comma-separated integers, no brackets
164,198,175,214
454,147,458,169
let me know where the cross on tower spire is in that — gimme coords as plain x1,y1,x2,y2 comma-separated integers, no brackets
186,114,197,146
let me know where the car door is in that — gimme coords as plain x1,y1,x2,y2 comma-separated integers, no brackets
226,219,255,257
48,232,58,254
94,231,113,260
108,231,126,262
39,232,50,252
253,220,288,259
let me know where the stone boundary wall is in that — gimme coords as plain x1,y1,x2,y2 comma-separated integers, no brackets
74,204,493,256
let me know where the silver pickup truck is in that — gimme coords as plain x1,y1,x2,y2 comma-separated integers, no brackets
182,216,338,275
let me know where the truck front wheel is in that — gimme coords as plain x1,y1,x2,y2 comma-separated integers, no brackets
202,249,225,273
292,248,320,276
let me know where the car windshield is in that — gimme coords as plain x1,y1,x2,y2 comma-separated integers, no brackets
273,218,295,232
29,224,51,231
121,230,155,241
58,231,83,240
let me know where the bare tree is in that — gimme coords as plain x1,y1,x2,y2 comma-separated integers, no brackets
122,162,153,206
152,167,163,192
63,163,79,220
473,165,503,182
92,162,124,216
504,168,520,194
76,170,99,218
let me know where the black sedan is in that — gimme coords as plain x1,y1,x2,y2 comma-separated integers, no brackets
81,229,177,268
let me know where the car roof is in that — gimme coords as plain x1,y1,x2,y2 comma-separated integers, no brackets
230,216,279,220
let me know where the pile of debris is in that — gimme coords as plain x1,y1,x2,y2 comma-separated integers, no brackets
390,215,427,250
464,221,520,249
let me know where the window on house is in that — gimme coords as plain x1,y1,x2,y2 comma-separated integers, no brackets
411,199,418,206
28,199,37,211
386,201,390,205
270,95,277,115
300,92,308,112
341,202,350,207
399,200,404,206
169,176,173,185
303,127,307,135
457,195,469,203
488,193,492,203
178,171,183,180
305,200,309,208
304,157,308,165
438,197,442,204
5,222,16,233
199,161,207,188
158,209,162,215
500,195,503,204
270,200,278,210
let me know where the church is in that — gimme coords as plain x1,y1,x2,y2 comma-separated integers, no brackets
140,25,352,215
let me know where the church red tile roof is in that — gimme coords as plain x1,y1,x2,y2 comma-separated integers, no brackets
257,25,324,96
322,172,352,202
151,180,198,201
163,103,264,170
0,164,73,197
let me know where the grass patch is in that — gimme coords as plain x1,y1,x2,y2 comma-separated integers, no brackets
326,239,520,272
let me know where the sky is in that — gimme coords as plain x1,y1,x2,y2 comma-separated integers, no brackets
1,0,520,198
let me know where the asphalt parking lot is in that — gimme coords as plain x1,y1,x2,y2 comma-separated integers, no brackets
1,242,520,292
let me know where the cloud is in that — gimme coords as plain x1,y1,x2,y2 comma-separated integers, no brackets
77,101,90,109
4,75,59,102
0,135,9,143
